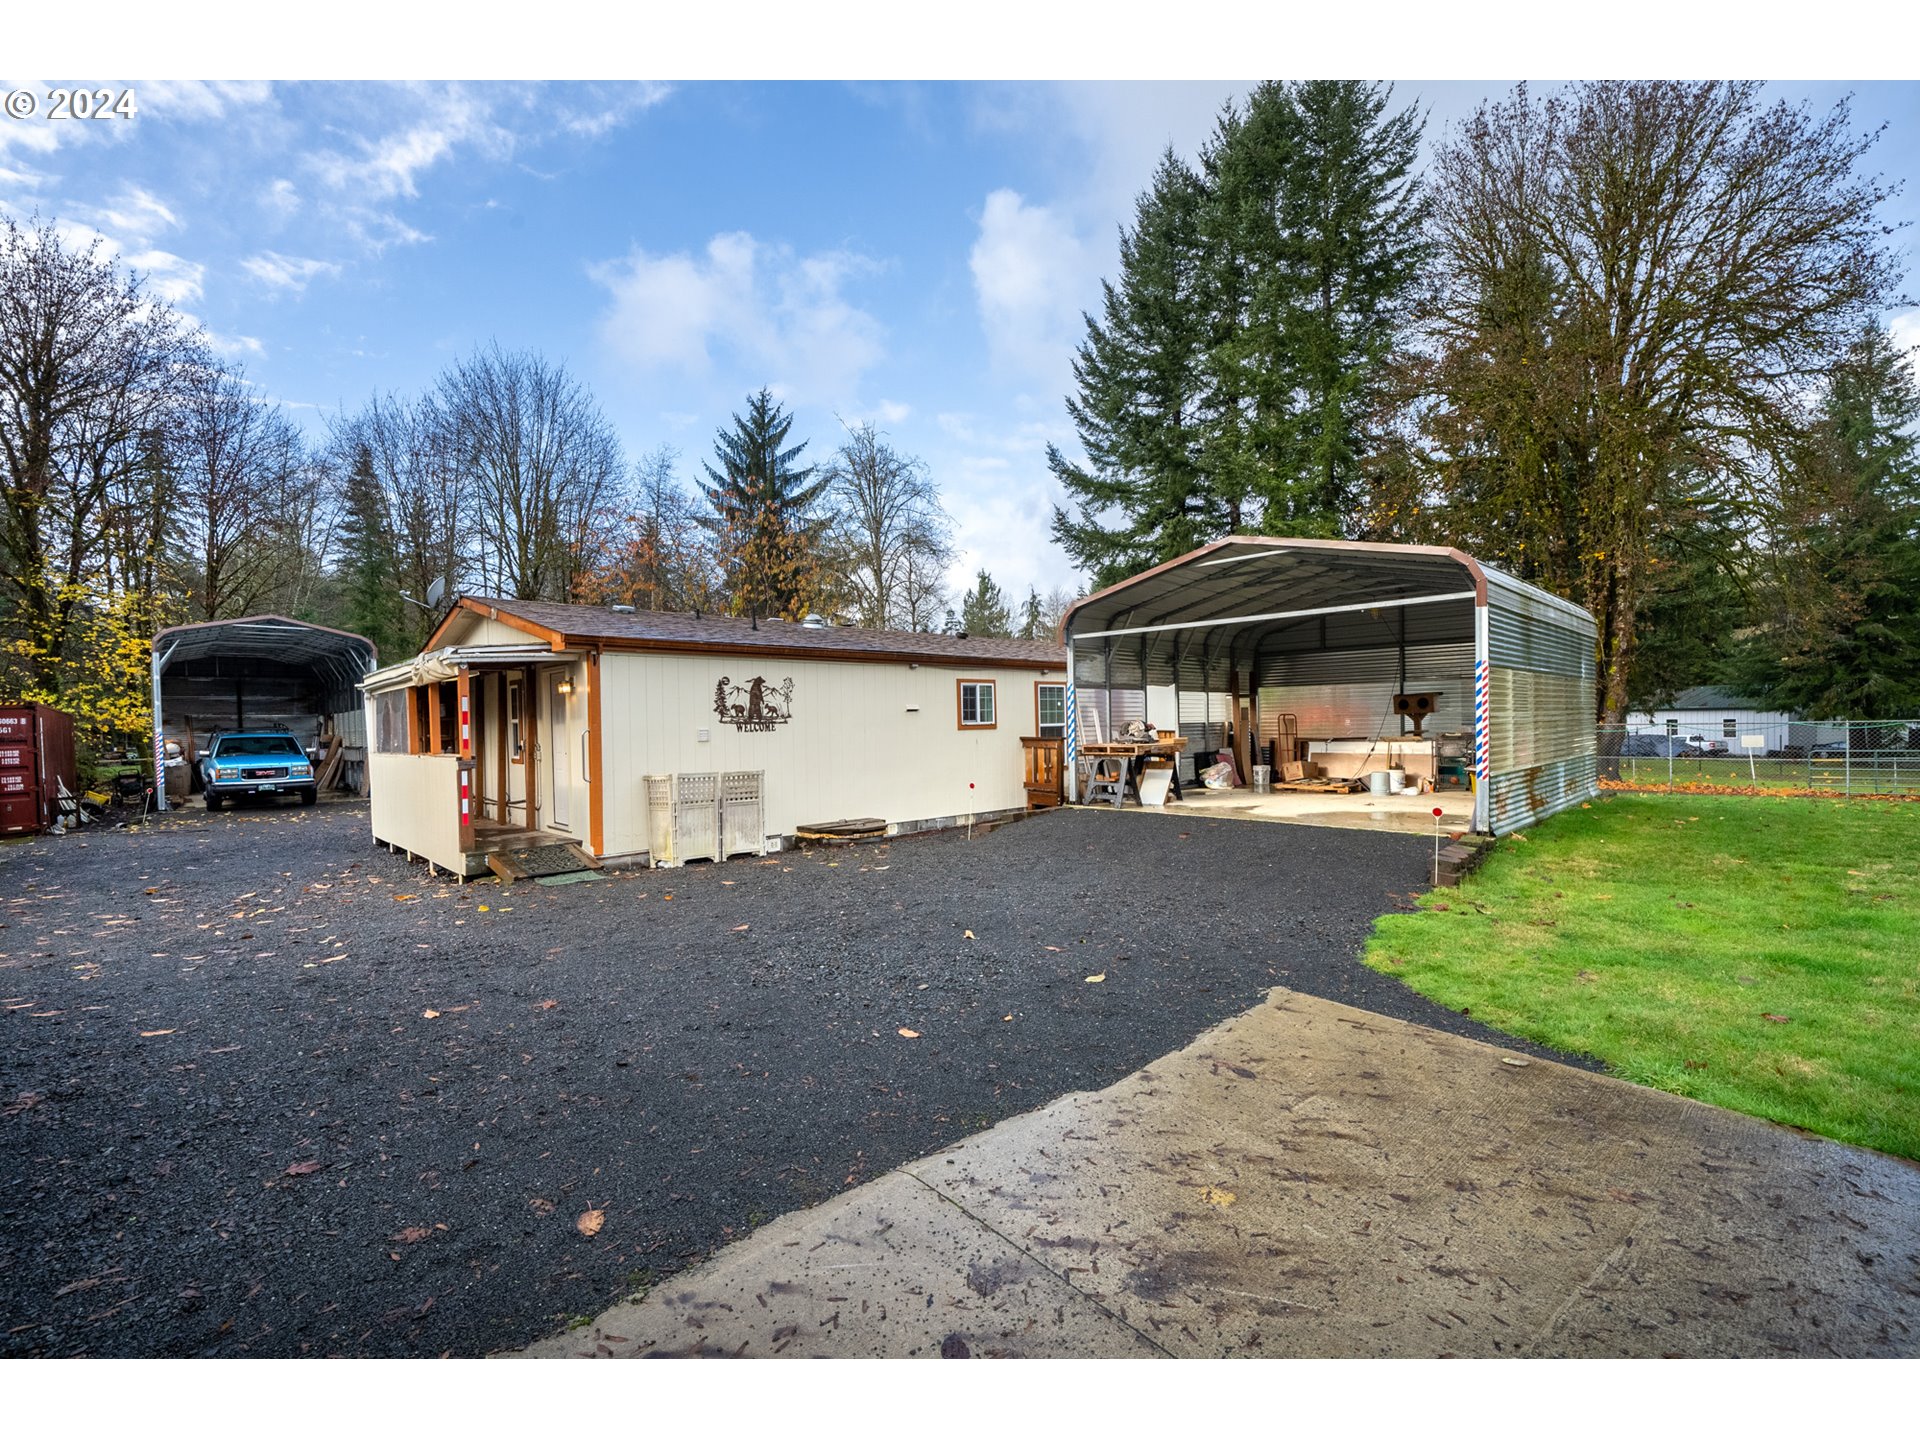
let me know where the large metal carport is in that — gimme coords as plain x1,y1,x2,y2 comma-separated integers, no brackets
1060,537,1598,835
150,615,378,812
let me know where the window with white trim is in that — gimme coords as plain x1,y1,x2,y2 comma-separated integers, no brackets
958,680,996,728
1036,682,1066,738
1723,718,1737,738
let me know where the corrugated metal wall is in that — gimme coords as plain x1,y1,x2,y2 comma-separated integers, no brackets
1484,570,1598,834
1254,641,1474,741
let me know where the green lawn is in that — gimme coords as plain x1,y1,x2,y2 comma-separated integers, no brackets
1366,793,1920,1159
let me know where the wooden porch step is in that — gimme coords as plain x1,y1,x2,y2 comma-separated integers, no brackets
486,841,602,883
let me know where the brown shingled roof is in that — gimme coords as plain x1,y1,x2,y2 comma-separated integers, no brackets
447,596,1065,671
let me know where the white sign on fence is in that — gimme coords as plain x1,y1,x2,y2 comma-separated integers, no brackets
1739,735,1766,750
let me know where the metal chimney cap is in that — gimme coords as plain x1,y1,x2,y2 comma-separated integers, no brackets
609,603,636,614
800,612,828,628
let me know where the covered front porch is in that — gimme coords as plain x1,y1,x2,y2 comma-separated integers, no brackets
363,643,601,879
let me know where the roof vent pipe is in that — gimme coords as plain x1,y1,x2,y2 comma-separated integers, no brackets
610,603,635,614
801,613,828,629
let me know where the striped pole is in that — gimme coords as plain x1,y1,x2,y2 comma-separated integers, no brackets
1474,659,1491,788
1065,679,1078,803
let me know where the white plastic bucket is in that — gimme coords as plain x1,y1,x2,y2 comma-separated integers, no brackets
1367,770,1393,796
1251,764,1272,794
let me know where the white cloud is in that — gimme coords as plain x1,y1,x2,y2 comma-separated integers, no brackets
263,178,300,218
205,330,266,359
71,185,180,239
309,85,510,202
968,188,1089,392
1891,310,1920,391
123,248,204,304
591,231,887,406
872,400,911,424
241,250,340,293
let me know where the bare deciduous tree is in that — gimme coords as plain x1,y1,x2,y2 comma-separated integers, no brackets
0,215,203,688
574,446,725,613
435,344,624,603
1409,82,1905,723
823,420,951,629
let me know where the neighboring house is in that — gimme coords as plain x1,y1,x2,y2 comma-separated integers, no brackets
362,596,1068,877
1625,686,1842,754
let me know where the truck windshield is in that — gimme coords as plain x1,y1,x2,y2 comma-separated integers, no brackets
216,736,304,758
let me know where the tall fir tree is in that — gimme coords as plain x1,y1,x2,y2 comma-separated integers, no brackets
1051,84,1428,588
335,442,406,660
958,569,1014,638
1049,150,1212,588
1732,327,1920,717
700,388,832,620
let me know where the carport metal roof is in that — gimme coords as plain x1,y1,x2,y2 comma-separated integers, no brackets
1064,537,1490,645
152,615,378,693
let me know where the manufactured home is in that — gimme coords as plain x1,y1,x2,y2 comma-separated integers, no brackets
363,598,1067,877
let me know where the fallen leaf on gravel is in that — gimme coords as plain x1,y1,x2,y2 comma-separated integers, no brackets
1762,1013,1792,1023
576,1209,605,1238
1500,1057,1530,1068
392,894,417,902
477,905,490,912
1002,1014,1013,1022
731,924,750,932
139,1029,175,1037
284,1160,323,1176
897,1028,920,1039
962,929,974,940
529,1197,555,1216
533,999,558,1011
1044,945,1063,952
1085,973,1105,984
422,1009,440,1020
391,1227,432,1244
1200,1186,1236,1208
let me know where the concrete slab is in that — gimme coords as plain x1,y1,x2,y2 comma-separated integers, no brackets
515,1170,1163,1358
514,990,1920,1358
1093,784,1475,836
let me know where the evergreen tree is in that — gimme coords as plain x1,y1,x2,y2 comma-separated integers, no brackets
1269,81,1429,524
959,569,1013,638
1051,84,1428,588
1017,586,1045,640
1733,327,1920,717
700,388,832,619
335,442,406,659
1049,150,1212,587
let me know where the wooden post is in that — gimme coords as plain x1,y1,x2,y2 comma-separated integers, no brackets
495,673,508,825
586,651,605,858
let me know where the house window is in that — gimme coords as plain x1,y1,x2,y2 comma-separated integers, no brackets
1036,682,1066,738
507,679,523,762
957,679,997,729
375,691,408,754
1665,718,1679,736
1723,718,1737,739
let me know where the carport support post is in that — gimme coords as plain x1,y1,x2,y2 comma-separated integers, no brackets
150,641,175,813
1472,603,1491,834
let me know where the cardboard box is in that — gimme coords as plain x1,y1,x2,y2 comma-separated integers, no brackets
1279,760,1306,781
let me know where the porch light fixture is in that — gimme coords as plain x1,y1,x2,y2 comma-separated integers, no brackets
556,678,574,696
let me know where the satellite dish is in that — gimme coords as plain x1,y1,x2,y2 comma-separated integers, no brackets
426,577,447,608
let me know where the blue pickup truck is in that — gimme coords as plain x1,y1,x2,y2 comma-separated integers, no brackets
198,730,317,810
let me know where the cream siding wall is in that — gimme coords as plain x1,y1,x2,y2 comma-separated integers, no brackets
445,613,557,649
367,750,462,866
596,652,1061,857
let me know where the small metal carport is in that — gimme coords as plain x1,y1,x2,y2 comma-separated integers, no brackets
150,615,378,811
1061,537,1598,835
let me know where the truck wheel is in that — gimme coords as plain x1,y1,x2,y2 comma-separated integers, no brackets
206,794,223,812
301,788,318,806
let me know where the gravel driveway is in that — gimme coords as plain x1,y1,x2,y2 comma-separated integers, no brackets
0,801,1577,1357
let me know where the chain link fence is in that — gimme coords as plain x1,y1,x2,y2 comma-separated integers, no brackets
1599,721,1920,796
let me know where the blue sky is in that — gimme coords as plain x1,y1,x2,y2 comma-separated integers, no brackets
2,79,1915,603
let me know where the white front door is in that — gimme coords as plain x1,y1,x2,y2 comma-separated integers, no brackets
546,671,571,831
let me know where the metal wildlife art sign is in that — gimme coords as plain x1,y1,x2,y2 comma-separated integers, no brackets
714,676,794,732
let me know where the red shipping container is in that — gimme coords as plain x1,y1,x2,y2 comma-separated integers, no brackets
0,703,78,835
